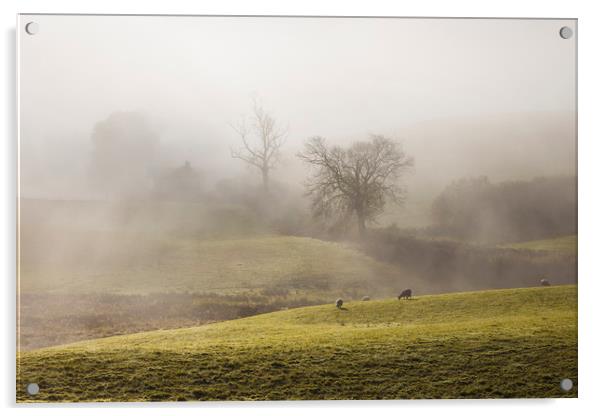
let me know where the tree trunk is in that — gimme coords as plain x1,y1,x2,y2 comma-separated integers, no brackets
357,209,367,238
261,167,269,193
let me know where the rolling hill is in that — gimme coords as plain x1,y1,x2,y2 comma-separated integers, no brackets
19,198,410,296
17,285,577,401
19,229,418,350
20,232,409,296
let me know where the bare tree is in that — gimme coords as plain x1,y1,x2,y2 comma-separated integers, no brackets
230,100,287,193
298,135,414,237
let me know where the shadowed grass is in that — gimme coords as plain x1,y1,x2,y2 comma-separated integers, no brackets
17,285,577,402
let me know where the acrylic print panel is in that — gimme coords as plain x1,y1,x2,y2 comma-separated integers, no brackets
17,15,577,402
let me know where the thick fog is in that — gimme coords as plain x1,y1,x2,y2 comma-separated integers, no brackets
19,16,576,207
17,16,578,350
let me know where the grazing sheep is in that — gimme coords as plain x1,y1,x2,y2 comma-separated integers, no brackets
336,298,344,309
362,296,370,301
398,289,412,300
540,278,551,287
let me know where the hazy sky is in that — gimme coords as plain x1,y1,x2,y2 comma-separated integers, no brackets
19,15,576,199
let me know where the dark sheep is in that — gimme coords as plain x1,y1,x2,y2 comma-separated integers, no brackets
540,279,551,287
361,296,370,301
398,289,412,300
336,298,344,309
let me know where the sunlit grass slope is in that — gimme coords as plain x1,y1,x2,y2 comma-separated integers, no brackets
17,285,577,401
499,235,577,254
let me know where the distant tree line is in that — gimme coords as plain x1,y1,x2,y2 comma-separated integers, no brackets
429,176,576,243
87,108,575,244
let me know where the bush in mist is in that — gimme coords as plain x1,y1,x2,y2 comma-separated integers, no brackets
152,161,203,201
430,176,576,243
208,175,313,236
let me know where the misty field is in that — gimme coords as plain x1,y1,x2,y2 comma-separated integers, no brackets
18,16,578,403
17,285,577,401
18,198,576,350
20,233,402,295
500,235,577,254
19,201,419,349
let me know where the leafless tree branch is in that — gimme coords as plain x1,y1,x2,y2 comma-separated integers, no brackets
297,135,414,237
230,99,288,192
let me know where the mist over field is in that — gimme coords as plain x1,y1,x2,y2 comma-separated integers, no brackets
20,16,575,198
19,16,575,230
18,14,577,394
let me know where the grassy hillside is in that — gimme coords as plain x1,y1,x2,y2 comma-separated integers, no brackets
499,235,577,254
20,233,406,295
19,230,415,350
19,197,312,295
17,285,577,401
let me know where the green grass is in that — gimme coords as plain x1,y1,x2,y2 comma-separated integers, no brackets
20,234,405,296
17,285,577,401
499,235,577,254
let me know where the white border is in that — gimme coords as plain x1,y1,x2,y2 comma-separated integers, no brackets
3,1,601,415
